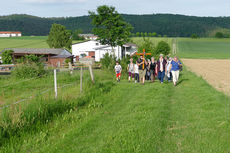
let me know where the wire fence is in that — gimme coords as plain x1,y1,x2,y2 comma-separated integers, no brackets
0,69,85,110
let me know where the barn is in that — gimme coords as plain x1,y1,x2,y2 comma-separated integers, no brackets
0,31,22,37
0,48,73,67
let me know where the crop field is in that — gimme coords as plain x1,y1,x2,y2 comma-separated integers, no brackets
177,38,230,59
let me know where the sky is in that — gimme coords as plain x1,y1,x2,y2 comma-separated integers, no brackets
1,0,230,17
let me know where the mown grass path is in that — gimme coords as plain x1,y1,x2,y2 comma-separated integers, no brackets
2,69,230,153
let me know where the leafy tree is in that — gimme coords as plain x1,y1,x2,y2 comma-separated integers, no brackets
155,41,170,56
191,33,199,39
47,23,72,49
137,38,155,59
1,50,13,64
152,32,157,37
144,32,148,37
73,29,84,40
215,32,224,38
148,32,152,37
141,32,144,37
89,5,133,53
136,32,140,37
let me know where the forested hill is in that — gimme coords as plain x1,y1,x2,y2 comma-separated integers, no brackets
1,14,230,37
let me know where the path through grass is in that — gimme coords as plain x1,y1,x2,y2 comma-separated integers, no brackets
1,68,230,152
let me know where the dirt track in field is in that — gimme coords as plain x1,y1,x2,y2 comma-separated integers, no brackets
182,59,230,96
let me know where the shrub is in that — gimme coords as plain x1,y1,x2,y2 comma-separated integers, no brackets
12,63,46,79
1,50,13,64
100,53,116,70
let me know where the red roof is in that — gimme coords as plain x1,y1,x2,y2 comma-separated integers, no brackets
0,31,21,34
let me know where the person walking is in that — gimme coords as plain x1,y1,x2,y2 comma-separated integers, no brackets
146,59,151,81
127,58,135,82
149,57,157,82
114,61,122,82
134,61,139,83
137,55,147,85
166,57,172,82
157,54,167,84
170,56,182,86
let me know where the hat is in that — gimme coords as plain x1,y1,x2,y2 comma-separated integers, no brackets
159,54,164,57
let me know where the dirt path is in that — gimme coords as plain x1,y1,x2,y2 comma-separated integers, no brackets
182,59,230,96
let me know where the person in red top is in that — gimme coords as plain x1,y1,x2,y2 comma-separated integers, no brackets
114,61,122,82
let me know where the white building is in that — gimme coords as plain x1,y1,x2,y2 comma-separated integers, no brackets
0,31,22,37
72,40,137,62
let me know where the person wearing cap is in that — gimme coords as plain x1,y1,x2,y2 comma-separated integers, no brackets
156,54,167,84
137,55,147,85
170,56,182,86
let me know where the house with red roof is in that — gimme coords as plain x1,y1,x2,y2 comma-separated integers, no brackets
0,31,22,37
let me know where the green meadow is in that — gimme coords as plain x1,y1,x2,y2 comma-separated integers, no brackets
1,68,230,152
1,36,230,152
177,38,230,59
0,36,81,51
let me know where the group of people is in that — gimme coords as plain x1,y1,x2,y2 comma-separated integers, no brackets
114,54,182,86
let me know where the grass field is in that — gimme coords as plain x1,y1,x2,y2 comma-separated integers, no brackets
177,38,230,59
1,68,230,152
132,37,173,50
0,36,82,51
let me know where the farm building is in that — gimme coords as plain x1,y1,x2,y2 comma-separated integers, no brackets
79,34,98,40
72,40,137,62
0,31,22,37
0,48,72,67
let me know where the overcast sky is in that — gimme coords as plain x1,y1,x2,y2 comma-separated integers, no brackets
1,0,230,17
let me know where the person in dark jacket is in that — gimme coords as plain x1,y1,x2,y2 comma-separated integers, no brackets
156,54,167,84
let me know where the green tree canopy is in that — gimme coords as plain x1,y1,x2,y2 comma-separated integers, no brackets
47,23,72,49
137,38,155,59
155,41,170,56
215,32,224,38
89,5,133,50
73,29,84,40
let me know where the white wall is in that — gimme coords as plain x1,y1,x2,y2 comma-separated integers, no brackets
72,40,100,57
72,40,124,62
0,33,22,37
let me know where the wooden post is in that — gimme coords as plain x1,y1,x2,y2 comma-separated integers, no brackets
54,69,57,99
88,64,95,84
80,66,83,93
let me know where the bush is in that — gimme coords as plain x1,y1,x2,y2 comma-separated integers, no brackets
1,50,13,64
12,63,46,79
100,53,116,70
155,41,170,56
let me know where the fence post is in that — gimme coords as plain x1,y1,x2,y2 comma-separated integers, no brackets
80,66,83,93
54,69,58,99
69,62,73,74
88,64,95,84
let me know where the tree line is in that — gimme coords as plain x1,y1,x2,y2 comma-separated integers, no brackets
1,14,230,37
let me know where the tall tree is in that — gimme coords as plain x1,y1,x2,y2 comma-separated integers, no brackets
89,5,133,54
47,23,72,49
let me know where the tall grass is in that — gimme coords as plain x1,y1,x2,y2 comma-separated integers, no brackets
0,70,115,150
